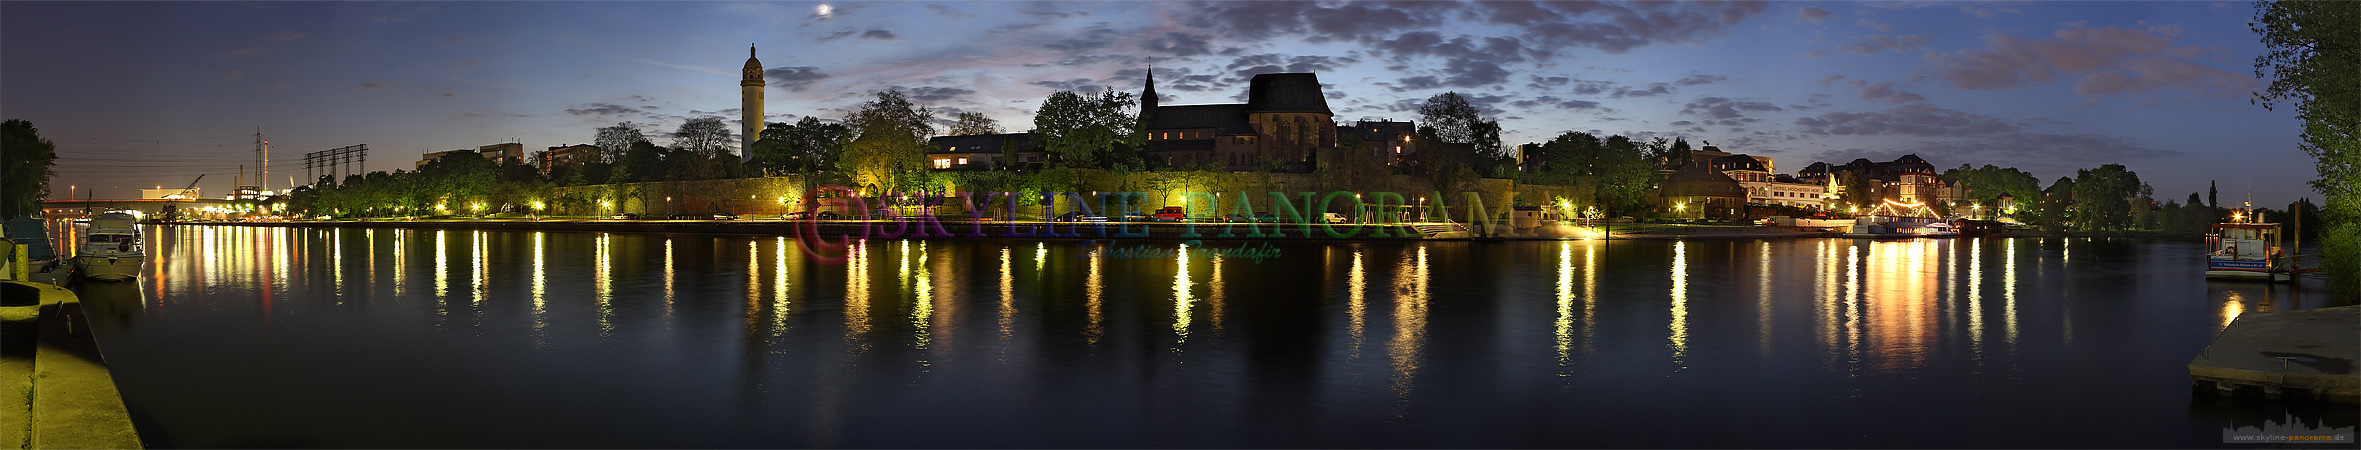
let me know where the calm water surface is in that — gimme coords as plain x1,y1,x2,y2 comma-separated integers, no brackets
72,225,2352,448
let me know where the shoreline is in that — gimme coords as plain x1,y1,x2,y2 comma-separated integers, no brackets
149,218,2194,242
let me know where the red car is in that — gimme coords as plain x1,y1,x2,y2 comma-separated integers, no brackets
1152,206,1187,222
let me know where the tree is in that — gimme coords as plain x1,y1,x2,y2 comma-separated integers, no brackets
2253,0,2359,296
667,117,737,180
1412,92,1505,176
613,140,672,183
1940,164,2044,218
2042,176,2076,232
593,122,649,165
1658,137,1696,170
949,112,1002,136
2070,164,2150,231
1,120,58,218
1530,131,1655,215
1034,90,1140,170
840,90,937,194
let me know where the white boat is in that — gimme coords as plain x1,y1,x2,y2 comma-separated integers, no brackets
72,211,144,281
2204,209,2299,282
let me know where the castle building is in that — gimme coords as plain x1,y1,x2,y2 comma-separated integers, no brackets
740,45,764,163
1140,71,1336,172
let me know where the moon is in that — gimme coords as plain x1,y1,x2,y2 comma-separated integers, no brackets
815,4,832,17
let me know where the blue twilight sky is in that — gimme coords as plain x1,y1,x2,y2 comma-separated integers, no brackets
0,1,2318,206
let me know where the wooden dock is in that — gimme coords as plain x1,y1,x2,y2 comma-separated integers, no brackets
2189,305,2359,403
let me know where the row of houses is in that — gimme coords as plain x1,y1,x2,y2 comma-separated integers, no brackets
504,70,1980,219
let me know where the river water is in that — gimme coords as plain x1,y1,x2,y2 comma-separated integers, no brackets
68,225,2351,448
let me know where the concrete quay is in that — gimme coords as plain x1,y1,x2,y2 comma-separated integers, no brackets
2,275,143,449
2189,305,2360,404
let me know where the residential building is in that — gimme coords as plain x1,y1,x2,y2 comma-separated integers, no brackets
927,133,1037,170
1340,119,1416,167
1660,159,1745,219
538,144,601,175
478,143,525,166
1694,146,1831,210
416,149,477,169
1140,71,1335,172
1799,154,1961,210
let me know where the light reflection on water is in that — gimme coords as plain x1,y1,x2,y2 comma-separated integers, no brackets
71,227,2354,448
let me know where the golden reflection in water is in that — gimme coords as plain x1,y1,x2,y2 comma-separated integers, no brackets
331,229,344,298
1843,243,1863,369
392,230,405,298
1582,242,1597,355
747,240,762,338
472,230,488,310
1555,241,1573,365
909,241,935,350
365,229,376,298
1085,244,1104,345
1174,243,1195,344
532,232,548,343
1759,241,1773,356
1865,241,1934,370
844,240,872,348
664,238,677,316
1035,242,1046,274
1816,241,1837,358
1669,241,1689,365
775,237,790,336
1347,250,1366,359
1968,239,1984,354
434,230,449,315
1388,246,1431,402
2004,239,2019,344
1209,252,1225,330
2220,291,2246,331
1000,247,1015,342
596,233,614,337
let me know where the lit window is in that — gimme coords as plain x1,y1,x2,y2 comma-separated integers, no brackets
933,159,951,169
956,157,968,165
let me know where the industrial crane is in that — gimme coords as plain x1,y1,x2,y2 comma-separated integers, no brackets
160,174,203,222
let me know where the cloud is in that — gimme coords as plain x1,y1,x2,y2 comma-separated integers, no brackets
222,70,246,81
1179,0,1764,56
1043,25,1121,52
370,4,436,23
638,59,731,76
362,82,381,90
1029,78,1105,94
1142,32,1214,56
1856,81,1928,104
764,67,830,91
1818,34,1932,56
566,103,645,117
900,86,976,103
1674,74,1728,86
1961,4,2021,18
1225,54,1355,79
1681,96,1784,121
1792,104,2014,136
1512,96,1604,111
228,47,268,56
819,28,900,42
1798,6,1832,23
1613,83,1673,98
262,31,306,42
1927,23,2256,98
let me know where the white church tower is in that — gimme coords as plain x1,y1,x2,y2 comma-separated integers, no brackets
740,44,765,163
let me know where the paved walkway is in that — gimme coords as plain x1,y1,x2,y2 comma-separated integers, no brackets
2190,305,2360,404
2,272,143,449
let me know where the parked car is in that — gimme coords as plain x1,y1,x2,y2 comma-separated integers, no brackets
780,211,811,220
1322,212,1349,224
1054,211,1108,222
711,212,739,220
610,213,640,220
666,213,702,220
1153,206,1187,222
1221,213,1254,223
1254,212,1280,223
1119,211,1154,222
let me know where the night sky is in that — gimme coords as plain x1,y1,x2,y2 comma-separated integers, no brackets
1,1,2316,207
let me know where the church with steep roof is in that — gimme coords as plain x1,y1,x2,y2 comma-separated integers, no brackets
1140,71,1336,172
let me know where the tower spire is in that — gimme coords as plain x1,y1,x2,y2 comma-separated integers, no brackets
1141,66,1158,122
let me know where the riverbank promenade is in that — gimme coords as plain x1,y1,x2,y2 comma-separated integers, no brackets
2,271,143,449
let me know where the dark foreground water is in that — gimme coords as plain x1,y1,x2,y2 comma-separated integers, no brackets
70,225,2352,448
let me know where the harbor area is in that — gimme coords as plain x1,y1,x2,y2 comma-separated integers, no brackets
1,270,142,449
2190,305,2360,404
